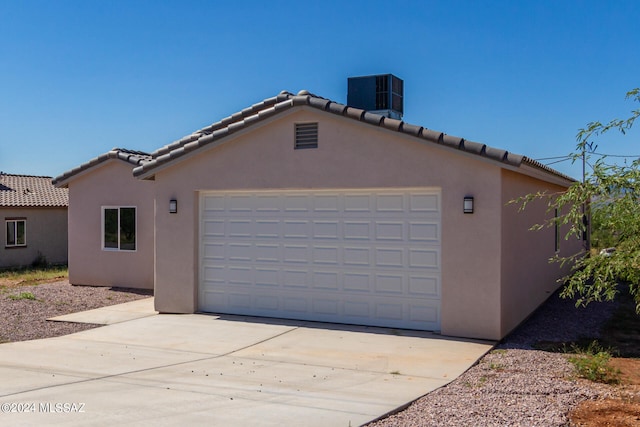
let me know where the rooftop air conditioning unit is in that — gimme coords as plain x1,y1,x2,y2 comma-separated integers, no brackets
347,74,404,120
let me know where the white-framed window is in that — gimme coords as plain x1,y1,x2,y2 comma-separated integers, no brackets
102,207,136,251
5,218,26,247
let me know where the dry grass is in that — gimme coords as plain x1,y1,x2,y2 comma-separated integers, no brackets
0,265,68,288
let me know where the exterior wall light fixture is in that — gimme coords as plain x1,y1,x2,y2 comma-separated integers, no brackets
463,196,474,214
169,199,178,214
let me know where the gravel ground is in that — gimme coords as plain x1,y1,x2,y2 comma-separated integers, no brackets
367,293,619,427
0,280,152,343
0,280,621,425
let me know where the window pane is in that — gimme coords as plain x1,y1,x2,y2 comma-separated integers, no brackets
119,207,136,251
104,209,119,248
16,221,25,245
6,222,15,246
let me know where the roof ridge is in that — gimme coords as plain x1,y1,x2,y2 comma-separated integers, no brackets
0,172,53,179
112,147,152,157
135,90,567,180
52,147,153,187
150,91,296,158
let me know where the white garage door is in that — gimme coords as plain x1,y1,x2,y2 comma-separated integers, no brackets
199,188,441,331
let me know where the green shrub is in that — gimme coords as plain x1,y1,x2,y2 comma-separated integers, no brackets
8,292,37,301
567,341,620,384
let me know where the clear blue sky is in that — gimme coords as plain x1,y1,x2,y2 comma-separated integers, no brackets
1,0,638,180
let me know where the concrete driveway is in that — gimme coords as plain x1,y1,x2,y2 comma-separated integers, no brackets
0,299,494,426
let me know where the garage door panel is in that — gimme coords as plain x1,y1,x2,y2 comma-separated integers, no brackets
228,195,253,212
375,248,404,268
343,301,370,318
313,221,340,239
228,243,252,261
283,220,310,238
284,195,310,212
283,245,310,263
409,276,439,296
409,222,439,241
255,268,280,287
228,293,252,309
375,274,405,294
375,303,404,320
203,195,226,211
312,271,339,290
408,249,439,268
313,298,339,315
343,272,372,292
375,222,404,240
203,243,225,261
409,193,439,212
343,221,371,240
376,194,404,212
203,220,225,237
255,195,281,212
227,220,252,237
255,295,279,311
313,246,339,265
283,297,308,313
202,291,440,330
255,220,280,238
200,189,441,331
254,244,280,262
343,247,371,266
283,269,310,288
409,304,439,323
344,194,371,212
202,265,225,280
227,266,253,285
313,195,340,212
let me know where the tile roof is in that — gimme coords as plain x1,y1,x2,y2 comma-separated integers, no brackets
132,90,575,183
51,91,574,186
0,173,68,207
52,148,152,187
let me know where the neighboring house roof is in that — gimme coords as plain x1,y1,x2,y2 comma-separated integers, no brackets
52,148,152,187
52,91,575,186
132,90,575,183
0,173,68,207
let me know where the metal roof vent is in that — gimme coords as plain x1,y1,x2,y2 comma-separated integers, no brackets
295,122,318,149
347,74,403,120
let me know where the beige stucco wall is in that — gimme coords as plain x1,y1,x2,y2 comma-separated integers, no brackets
65,160,154,289
499,170,581,337
151,107,511,339
1,207,67,268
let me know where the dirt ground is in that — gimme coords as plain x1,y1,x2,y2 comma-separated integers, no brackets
570,358,640,426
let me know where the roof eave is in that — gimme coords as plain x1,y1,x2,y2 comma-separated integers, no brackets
133,104,303,180
517,160,576,187
53,149,151,188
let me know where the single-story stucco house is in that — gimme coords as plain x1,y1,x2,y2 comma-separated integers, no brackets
53,76,581,340
1,173,68,269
